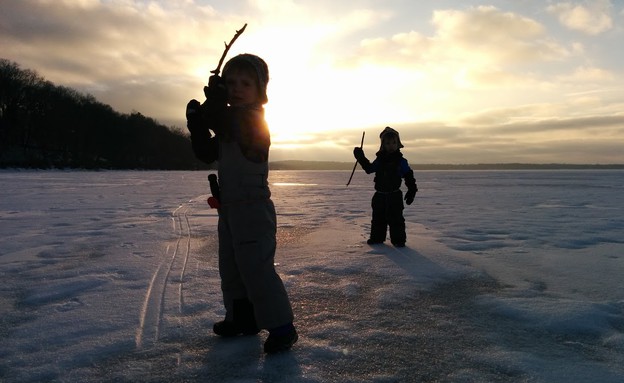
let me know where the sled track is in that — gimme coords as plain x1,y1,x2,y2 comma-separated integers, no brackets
135,202,193,349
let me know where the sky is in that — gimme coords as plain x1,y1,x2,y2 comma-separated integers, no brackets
2,0,624,164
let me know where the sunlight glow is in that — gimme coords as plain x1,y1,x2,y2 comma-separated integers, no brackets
265,63,437,143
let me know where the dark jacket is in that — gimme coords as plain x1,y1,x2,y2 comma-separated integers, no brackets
187,100,271,204
357,150,418,194
188,105,270,165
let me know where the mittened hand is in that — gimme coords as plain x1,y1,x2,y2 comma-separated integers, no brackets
186,99,213,138
203,75,226,106
186,99,201,117
404,189,416,205
186,99,202,131
353,147,365,161
208,74,224,89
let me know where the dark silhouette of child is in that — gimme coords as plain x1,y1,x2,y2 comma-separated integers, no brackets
354,127,418,247
186,54,297,353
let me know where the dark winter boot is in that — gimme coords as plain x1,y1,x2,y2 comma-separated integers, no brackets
213,298,260,337
367,238,384,245
264,323,298,354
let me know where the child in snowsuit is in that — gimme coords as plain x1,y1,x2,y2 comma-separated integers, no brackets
354,127,418,247
185,54,297,353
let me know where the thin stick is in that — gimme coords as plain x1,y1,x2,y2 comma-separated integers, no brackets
346,131,365,186
210,23,248,77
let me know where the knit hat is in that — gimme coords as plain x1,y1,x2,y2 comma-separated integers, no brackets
223,53,269,104
379,126,404,148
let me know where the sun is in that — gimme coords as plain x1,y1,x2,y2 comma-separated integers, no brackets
264,100,334,145
264,66,395,144
242,26,432,144
258,47,442,148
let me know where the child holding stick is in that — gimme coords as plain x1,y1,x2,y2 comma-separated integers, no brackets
354,127,418,247
186,54,297,353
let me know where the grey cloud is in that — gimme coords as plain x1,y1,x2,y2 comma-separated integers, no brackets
281,113,624,163
304,136,621,164
547,1,613,35
399,136,623,164
485,115,624,135
346,5,571,69
1,0,230,124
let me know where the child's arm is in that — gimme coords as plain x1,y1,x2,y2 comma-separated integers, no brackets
185,100,219,164
353,147,375,173
184,75,227,164
401,160,418,205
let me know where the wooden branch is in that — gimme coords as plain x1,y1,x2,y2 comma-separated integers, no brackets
346,131,365,186
210,23,248,76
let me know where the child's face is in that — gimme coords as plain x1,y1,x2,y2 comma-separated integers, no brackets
225,69,259,106
382,135,399,153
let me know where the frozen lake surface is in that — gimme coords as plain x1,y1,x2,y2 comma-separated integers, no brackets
1,169,623,382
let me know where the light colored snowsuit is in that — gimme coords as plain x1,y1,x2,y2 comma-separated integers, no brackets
216,138,293,329
186,52,294,333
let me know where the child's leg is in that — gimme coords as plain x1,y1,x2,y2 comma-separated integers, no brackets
369,192,388,243
217,211,248,321
229,200,294,330
388,191,406,246
214,209,260,336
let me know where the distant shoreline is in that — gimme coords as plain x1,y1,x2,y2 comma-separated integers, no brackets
269,160,624,171
2,162,623,171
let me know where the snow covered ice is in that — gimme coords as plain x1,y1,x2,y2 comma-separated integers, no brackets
1,169,623,382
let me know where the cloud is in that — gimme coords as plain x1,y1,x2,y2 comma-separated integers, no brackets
0,0,236,121
556,66,615,82
351,6,571,68
272,107,624,164
270,4,623,164
344,4,575,103
1,0,394,127
332,5,587,132
388,113,624,164
2,1,212,76
547,1,613,35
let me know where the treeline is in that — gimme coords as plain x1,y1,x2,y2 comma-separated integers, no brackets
0,58,210,169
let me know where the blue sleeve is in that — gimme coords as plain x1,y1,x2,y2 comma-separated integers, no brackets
399,158,412,177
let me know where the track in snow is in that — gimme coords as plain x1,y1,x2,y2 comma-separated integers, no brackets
135,202,193,349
